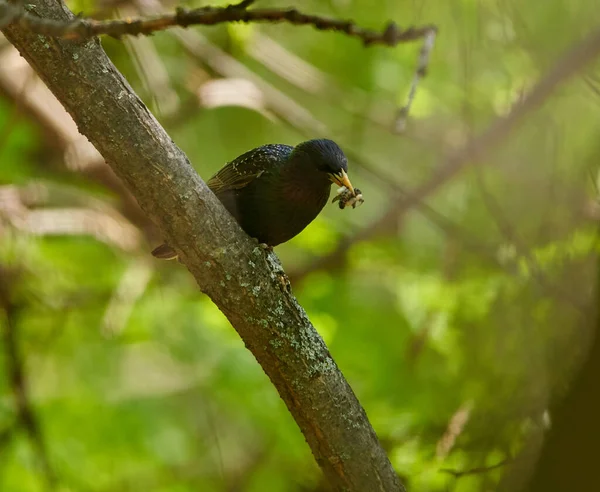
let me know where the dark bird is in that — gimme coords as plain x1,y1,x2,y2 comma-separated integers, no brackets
152,139,360,260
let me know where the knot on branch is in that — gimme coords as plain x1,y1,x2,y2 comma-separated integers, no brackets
175,7,191,28
382,21,401,46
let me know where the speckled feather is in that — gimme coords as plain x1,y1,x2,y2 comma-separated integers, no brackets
152,139,353,258
211,142,337,246
207,144,293,194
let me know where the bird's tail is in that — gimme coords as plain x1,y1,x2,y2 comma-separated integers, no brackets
151,243,178,260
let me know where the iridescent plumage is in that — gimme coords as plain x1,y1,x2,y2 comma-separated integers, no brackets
152,139,359,259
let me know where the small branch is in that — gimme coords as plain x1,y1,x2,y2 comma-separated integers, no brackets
0,0,436,46
394,28,437,132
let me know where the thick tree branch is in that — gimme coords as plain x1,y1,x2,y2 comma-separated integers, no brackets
2,1,404,491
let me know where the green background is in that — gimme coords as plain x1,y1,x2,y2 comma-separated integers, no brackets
0,0,598,490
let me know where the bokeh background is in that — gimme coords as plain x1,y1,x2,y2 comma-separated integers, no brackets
1,0,599,490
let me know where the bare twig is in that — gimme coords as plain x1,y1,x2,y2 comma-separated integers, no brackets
0,0,436,45
394,28,437,132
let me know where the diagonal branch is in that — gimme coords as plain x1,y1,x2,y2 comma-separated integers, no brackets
2,1,405,491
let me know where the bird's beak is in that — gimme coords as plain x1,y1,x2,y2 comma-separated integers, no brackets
329,169,355,194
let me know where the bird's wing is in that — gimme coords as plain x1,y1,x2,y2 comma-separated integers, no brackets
206,144,293,195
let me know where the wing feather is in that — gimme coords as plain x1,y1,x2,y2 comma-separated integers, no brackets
206,144,293,195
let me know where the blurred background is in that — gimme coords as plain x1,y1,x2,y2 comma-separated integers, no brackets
1,0,599,490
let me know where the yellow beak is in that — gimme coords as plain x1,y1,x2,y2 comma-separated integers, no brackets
329,169,355,194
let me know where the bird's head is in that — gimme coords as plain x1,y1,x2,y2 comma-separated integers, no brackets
292,139,355,194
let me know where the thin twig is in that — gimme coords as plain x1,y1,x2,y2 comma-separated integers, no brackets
0,0,436,45
395,28,437,132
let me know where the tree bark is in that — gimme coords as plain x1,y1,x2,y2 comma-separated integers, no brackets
2,2,404,490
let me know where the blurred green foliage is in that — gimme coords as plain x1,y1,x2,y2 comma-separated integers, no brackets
1,0,599,490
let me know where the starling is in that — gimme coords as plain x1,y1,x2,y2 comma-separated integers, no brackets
152,139,361,260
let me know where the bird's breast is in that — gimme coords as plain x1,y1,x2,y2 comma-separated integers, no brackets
226,176,330,246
